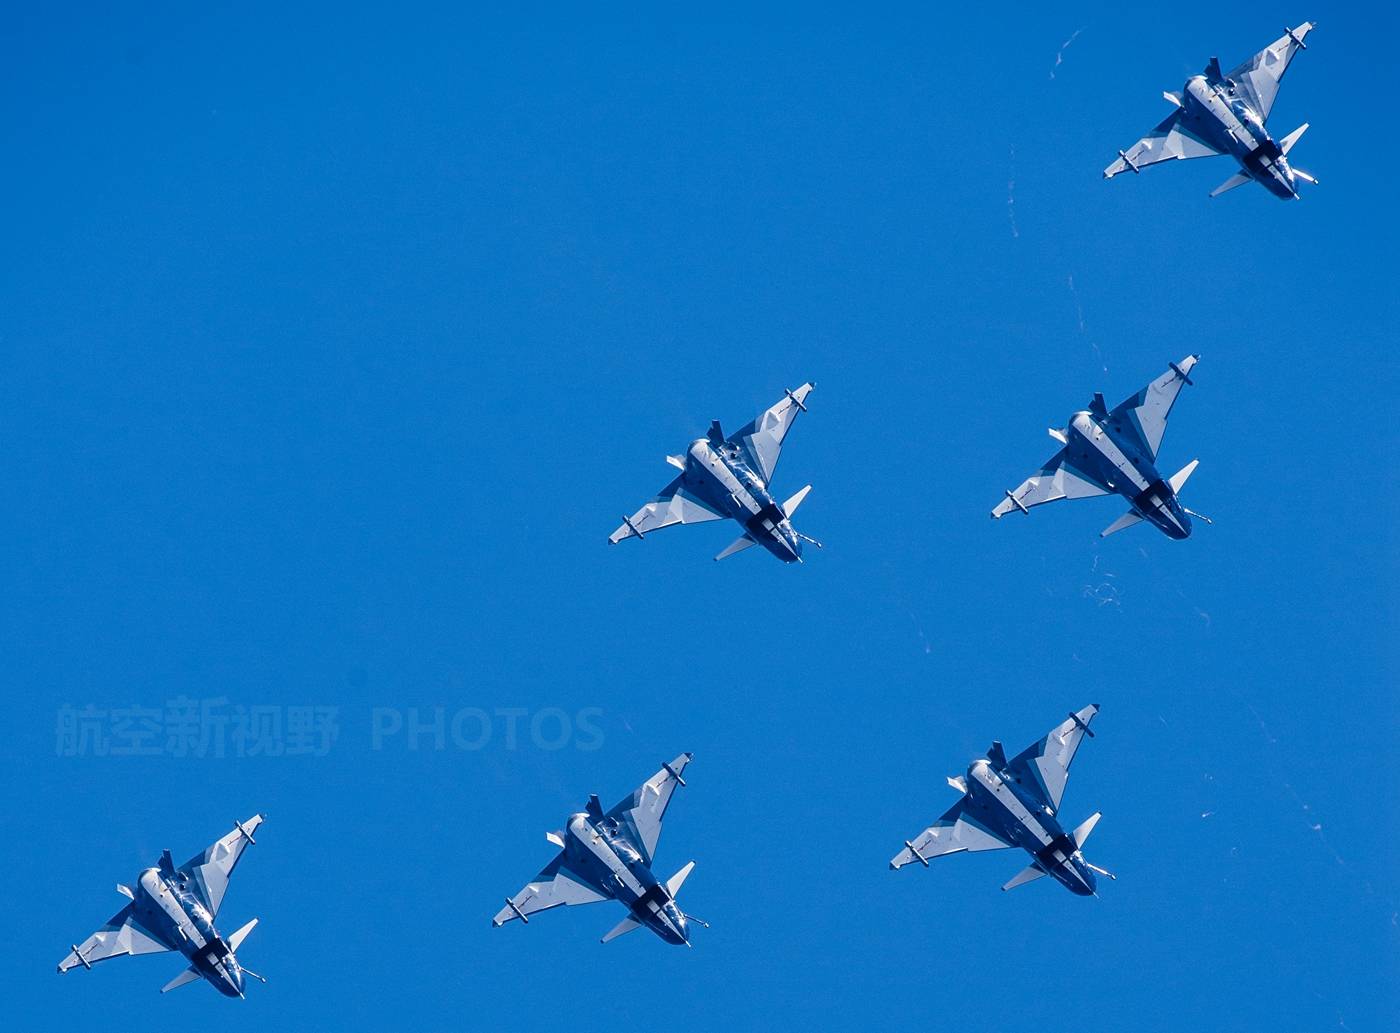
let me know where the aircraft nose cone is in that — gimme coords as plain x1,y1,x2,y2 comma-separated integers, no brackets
773,529,802,563
1170,510,1193,540
212,974,243,998
660,903,689,945
1068,865,1097,896
1155,498,1192,540
222,963,246,998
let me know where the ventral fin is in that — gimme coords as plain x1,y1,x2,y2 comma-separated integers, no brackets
714,535,757,562
1210,172,1251,198
160,967,202,994
1002,864,1048,892
601,916,642,943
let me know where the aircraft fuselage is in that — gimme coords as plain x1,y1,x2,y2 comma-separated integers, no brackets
681,438,804,563
131,868,246,997
1062,411,1192,539
564,814,690,945
1180,74,1298,199
961,761,1099,897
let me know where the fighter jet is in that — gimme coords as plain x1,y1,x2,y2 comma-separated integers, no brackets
891,706,1113,896
991,356,1205,539
57,815,266,997
493,753,704,946
609,384,820,563
1105,23,1316,199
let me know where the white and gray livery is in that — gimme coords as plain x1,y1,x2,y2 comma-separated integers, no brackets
57,815,266,997
891,707,1113,896
609,384,819,563
992,356,1204,540
1105,23,1316,199
494,753,704,946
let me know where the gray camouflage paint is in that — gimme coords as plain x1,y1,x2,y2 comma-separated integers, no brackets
1105,23,1315,199
609,385,817,563
493,754,699,946
57,816,264,998
891,708,1108,896
992,356,1201,539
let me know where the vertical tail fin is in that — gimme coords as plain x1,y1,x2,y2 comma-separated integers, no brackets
781,484,812,517
1168,459,1199,493
666,861,696,897
1072,812,1102,848
227,918,259,952
1279,123,1309,154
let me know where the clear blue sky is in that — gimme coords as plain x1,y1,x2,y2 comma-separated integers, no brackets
3,4,1396,1031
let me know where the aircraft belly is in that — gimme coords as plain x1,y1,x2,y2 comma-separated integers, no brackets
141,875,208,953
970,768,1054,853
695,457,760,520
1187,86,1253,159
1082,427,1150,495
1180,97,1233,158
130,901,182,956
576,832,646,900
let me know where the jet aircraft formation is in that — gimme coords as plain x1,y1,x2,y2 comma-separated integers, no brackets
56,20,1320,993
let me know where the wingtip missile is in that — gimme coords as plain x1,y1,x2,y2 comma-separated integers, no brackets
502,897,529,924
